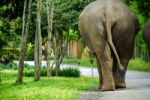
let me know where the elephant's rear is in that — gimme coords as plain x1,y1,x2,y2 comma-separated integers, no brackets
79,0,138,35
79,0,139,54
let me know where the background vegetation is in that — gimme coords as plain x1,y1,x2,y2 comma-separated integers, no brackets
0,0,150,63
0,0,150,99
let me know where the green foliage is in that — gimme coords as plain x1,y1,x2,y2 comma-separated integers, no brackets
0,48,19,64
0,63,18,70
61,67,80,77
0,17,21,49
41,67,47,76
63,28,79,40
52,0,95,37
0,4,11,17
124,0,150,18
128,58,150,71
24,67,80,77
0,0,150,65
125,0,149,59
0,4,21,61
0,1,23,62
135,0,150,18
0,70,98,100
24,68,34,77
25,43,34,60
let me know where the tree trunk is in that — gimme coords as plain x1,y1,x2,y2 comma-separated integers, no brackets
54,32,68,76
16,0,32,83
55,32,61,76
34,0,42,81
46,0,54,77
21,0,27,37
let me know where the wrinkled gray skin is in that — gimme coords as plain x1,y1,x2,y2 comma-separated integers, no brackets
79,0,139,91
142,20,150,58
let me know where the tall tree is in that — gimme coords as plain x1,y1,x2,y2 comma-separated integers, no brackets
16,0,32,83
46,0,54,77
34,0,42,81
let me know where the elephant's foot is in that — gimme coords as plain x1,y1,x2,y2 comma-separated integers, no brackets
114,76,126,89
101,80,115,91
115,81,126,89
114,70,126,89
101,73,115,91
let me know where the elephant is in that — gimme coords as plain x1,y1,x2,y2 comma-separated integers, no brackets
142,19,150,58
78,0,139,91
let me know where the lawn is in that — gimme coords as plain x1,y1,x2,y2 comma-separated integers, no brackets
63,57,97,67
0,70,98,100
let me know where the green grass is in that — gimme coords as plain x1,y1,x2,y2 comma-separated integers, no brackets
0,70,98,100
128,58,150,71
63,57,97,67
63,57,150,71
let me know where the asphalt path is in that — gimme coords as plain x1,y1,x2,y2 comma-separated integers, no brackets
15,61,150,100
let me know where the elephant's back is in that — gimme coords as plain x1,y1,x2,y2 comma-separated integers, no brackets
79,0,137,26
79,0,138,38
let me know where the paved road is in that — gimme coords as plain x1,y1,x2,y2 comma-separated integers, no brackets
15,61,150,100
78,66,150,100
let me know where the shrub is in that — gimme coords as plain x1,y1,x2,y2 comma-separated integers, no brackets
61,67,80,77
24,68,34,77
23,63,31,68
0,62,18,70
0,64,5,70
0,48,18,64
24,67,80,77
51,69,62,76
41,67,47,76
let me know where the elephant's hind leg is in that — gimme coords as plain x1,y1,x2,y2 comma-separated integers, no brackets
94,40,115,91
113,57,126,89
96,56,103,89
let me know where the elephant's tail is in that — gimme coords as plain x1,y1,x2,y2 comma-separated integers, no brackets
105,19,125,79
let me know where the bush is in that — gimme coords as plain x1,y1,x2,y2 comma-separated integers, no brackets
41,67,47,76
61,68,80,77
24,68,34,77
24,67,80,77
0,62,18,70
23,63,31,68
0,48,18,64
